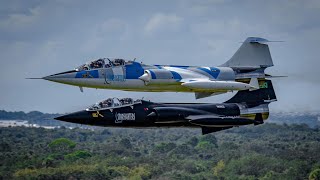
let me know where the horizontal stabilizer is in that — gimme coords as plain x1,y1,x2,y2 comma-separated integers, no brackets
242,37,283,44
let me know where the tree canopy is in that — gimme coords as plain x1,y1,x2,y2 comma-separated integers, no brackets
1,122,320,179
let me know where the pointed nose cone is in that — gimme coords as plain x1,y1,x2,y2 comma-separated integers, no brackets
42,75,57,82
43,70,78,84
55,110,92,124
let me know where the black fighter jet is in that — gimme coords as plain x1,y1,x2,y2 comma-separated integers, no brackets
55,79,276,135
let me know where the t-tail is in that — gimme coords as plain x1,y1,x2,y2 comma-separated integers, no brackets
220,37,282,79
225,79,277,123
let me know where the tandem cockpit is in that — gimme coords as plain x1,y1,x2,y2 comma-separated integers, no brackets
76,58,132,71
86,97,142,111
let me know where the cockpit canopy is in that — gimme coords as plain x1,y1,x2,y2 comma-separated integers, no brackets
76,58,131,71
86,97,142,111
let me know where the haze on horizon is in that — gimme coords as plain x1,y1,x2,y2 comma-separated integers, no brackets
0,0,319,113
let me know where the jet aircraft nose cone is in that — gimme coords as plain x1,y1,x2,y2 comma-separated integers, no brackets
42,70,78,83
55,110,92,124
42,75,56,81
54,115,69,121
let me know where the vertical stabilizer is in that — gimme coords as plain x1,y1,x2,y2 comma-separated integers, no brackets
220,37,274,68
225,79,276,105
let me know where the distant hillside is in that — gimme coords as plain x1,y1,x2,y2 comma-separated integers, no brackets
269,112,320,128
0,110,60,120
0,110,72,127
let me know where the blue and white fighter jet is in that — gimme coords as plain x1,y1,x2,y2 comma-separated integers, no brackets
41,37,276,99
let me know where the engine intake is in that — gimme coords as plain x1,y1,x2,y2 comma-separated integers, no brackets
138,70,177,85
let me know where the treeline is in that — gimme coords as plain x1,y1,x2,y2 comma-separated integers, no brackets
0,110,75,127
268,113,320,128
1,123,320,179
0,110,59,121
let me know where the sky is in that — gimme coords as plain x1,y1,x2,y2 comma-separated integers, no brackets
0,0,319,113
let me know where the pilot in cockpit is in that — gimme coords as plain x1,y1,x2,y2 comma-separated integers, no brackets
80,58,128,70
78,64,88,71
105,60,113,68
89,59,105,69
100,98,113,108
96,59,104,67
120,98,133,105
114,59,125,66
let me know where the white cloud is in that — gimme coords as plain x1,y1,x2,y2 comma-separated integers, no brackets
0,6,41,30
144,13,183,35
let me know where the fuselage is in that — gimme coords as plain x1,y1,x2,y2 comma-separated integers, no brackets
43,59,253,93
55,99,269,128
41,37,276,96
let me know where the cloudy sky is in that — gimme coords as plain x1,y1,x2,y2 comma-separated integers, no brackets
0,0,319,113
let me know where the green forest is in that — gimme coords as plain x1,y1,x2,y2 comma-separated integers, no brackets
1,122,320,179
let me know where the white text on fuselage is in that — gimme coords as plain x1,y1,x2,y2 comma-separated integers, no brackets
115,113,135,123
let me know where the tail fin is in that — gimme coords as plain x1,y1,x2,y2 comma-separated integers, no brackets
225,79,277,105
220,37,274,69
